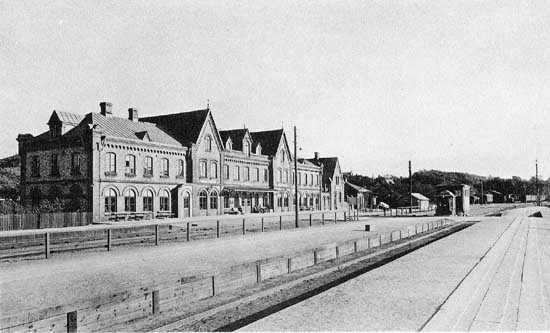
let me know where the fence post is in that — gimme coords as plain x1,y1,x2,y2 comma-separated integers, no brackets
152,290,160,315
354,241,358,252
256,262,262,283
279,216,282,230
45,232,50,259
379,234,382,246
287,258,292,273
334,211,337,223
314,250,319,264
261,217,264,232
67,310,77,333
243,218,246,235
211,276,216,296
107,229,112,251
186,222,190,242
344,212,347,221
322,213,325,225
309,214,312,227
336,246,340,259
367,237,371,249
390,231,393,242
217,220,220,238
155,225,159,246
399,230,402,240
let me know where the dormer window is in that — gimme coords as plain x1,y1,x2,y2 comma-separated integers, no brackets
243,141,250,156
226,139,233,150
256,143,262,155
50,124,61,138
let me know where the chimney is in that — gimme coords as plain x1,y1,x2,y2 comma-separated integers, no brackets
99,102,112,117
128,108,138,122
314,152,320,161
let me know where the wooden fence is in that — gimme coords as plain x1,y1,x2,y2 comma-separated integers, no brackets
0,210,355,260
0,212,92,231
0,218,457,332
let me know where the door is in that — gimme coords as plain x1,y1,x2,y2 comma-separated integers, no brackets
183,192,191,217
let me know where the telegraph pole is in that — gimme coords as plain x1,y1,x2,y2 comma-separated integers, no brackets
480,180,484,205
409,161,412,213
294,126,299,227
536,159,540,206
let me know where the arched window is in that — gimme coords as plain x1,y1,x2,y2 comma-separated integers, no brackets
105,188,117,213
144,156,153,176
284,192,289,207
125,155,136,175
199,190,208,210
205,135,212,151
224,164,230,180
280,151,285,162
124,189,136,212
106,153,116,173
210,162,218,179
243,141,250,156
71,152,81,175
210,191,218,209
256,144,262,155
244,166,250,181
200,160,207,178
161,158,169,177
177,159,185,177
234,165,240,180
160,189,170,211
143,189,153,212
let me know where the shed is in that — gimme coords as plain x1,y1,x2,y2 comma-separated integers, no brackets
411,193,430,211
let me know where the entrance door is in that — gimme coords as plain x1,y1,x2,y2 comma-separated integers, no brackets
183,192,191,217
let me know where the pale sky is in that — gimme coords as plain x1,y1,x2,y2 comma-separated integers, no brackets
2,0,550,179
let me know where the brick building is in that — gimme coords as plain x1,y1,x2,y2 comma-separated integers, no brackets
18,102,344,221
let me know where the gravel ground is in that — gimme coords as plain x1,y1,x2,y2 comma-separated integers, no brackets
0,216,446,315
239,217,515,331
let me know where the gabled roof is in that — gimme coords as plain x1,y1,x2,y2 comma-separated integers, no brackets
308,157,339,186
65,113,183,147
140,109,210,146
47,110,84,126
219,129,249,151
250,129,284,156
345,181,371,193
411,193,430,201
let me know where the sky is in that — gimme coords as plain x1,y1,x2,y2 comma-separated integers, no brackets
2,0,550,179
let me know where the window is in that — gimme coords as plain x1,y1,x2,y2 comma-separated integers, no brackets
199,191,208,210
264,169,268,182
143,190,153,212
316,174,319,186
210,162,218,179
205,135,212,151
71,152,81,175
224,196,230,208
177,159,185,177
255,168,260,182
244,166,250,181
243,141,250,156
125,155,136,175
285,170,289,184
224,165,230,180
277,194,282,207
278,169,282,183
124,189,136,212
144,156,153,176
226,140,232,150
160,190,170,211
256,144,262,155
50,154,59,176
105,188,117,213
281,151,285,162
200,160,207,178
309,173,313,186
305,173,308,186
292,171,295,185
183,193,190,209
234,166,240,180
161,158,169,177
298,172,301,185
106,153,116,173
284,193,289,207
30,188,41,207
30,156,40,177
210,192,218,209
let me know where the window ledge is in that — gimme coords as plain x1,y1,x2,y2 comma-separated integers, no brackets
125,173,136,178
104,172,117,177
143,174,153,178
160,175,169,179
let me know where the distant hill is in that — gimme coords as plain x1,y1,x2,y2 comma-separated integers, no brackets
0,154,20,200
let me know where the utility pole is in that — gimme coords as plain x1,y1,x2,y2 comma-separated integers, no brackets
294,126,299,227
480,180,484,205
536,159,540,206
409,161,412,213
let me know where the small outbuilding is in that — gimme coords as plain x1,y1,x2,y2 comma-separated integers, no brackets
411,193,430,211
344,181,371,211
